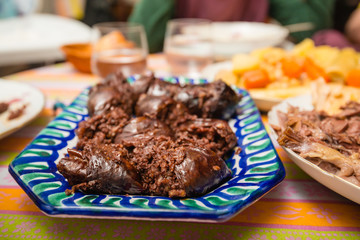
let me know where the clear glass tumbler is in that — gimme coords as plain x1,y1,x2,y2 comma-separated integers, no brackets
164,19,213,78
91,22,148,78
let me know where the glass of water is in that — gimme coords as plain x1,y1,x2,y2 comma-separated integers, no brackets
164,19,213,78
91,22,148,78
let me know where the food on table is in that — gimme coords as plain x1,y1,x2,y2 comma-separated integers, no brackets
144,77,240,119
57,73,240,198
272,82,360,187
114,117,173,146
61,31,135,74
87,72,135,116
346,69,360,88
92,29,146,78
135,94,191,128
0,102,9,114
7,104,27,120
216,38,360,100
175,118,236,158
311,80,360,115
242,69,270,89
94,30,134,51
0,100,27,120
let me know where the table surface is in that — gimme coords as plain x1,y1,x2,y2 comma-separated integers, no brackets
0,54,359,240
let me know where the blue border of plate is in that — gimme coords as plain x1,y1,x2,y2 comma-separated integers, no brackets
8,77,285,222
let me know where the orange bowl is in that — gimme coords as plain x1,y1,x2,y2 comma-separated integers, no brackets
61,43,92,73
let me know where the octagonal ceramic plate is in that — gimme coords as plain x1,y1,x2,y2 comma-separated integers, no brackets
8,77,285,222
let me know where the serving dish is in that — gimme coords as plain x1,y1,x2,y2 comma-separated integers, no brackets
0,13,91,66
268,94,360,204
183,22,289,61
61,43,91,73
0,79,45,140
211,22,289,59
202,61,308,112
9,77,285,222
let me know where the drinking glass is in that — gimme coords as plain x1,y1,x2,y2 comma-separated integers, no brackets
164,19,213,78
91,22,148,78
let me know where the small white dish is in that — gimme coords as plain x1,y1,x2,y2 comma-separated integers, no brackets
268,94,360,204
211,22,289,59
0,79,45,140
0,13,91,66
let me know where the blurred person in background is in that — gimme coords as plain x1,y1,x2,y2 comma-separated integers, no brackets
81,0,133,26
39,0,134,25
128,0,335,53
128,0,268,53
268,0,334,43
312,0,360,51
346,7,360,48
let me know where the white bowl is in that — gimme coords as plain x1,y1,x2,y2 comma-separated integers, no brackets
268,94,360,204
212,22,289,59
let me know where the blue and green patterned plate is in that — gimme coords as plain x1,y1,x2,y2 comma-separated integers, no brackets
8,77,285,222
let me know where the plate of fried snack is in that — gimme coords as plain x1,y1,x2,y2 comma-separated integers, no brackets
268,80,360,204
203,39,360,111
8,73,285,222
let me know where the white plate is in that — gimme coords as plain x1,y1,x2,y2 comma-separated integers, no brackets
202,60,232,80
211,22,289,59
268,94,360,204
0,13,91,66
183,22,291,60
0,79,45,139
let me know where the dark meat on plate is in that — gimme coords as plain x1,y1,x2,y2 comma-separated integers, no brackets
176,118,237,157
174,146,232,197
76,107,130,149
58,74,240,198
101,71,134,96
114,116,173,146
146,79,240,119
59,137,231,198
135,94,194,127
87,84,134,116
174,80,240,119
88,72,136,116
146,77,180,97
274,102,360,186
0,102,9,114
132,142,232,198
57,144,144,195
130,73,156,100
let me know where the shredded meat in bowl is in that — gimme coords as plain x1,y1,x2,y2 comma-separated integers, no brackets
272,102,360,187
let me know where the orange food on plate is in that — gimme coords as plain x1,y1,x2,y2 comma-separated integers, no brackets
304,57,329,82
242,69,270,89
214,39,360,112
219,39,360,95
346,69,360,87
281,57,304,78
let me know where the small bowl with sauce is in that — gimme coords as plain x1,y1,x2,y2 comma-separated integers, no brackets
61,43,92,73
